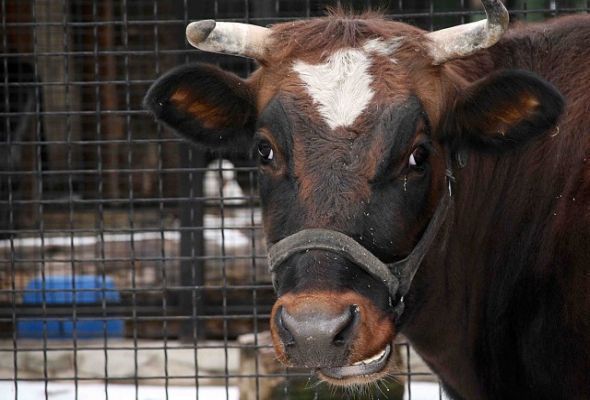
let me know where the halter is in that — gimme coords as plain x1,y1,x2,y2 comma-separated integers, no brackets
267,152,455,318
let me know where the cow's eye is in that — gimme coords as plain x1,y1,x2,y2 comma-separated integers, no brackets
409,145,429,169
257,141,274,163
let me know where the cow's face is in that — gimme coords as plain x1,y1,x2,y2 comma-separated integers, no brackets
145,12,563,386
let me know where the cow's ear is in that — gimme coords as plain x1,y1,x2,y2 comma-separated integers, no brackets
144,63,256,152
442,70,564,153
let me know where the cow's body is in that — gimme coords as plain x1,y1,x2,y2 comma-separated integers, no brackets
146,8,590,399
409,17,590,399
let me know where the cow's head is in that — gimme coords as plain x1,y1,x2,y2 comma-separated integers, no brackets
145,0,563,386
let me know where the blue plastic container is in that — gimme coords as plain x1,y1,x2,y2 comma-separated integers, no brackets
18,275,124,338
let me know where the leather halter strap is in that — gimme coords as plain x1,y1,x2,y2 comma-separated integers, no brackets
267,154,455,317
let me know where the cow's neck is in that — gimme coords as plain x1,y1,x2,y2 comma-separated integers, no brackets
398,155,500,400
398,18,590,399
399,226,488,400
400,148,568,399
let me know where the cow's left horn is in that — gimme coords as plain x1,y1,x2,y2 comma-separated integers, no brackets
186,20,270,60
426,0,509,64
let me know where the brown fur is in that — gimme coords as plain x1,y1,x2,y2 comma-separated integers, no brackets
252,16,440,228
147,10,590,399
260,13,590,398
402,16,590,398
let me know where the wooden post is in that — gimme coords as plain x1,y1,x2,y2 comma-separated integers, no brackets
33,0,82,195
176,0,209,341
100,0,125,199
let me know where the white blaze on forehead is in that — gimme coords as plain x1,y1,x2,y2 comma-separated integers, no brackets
292,38,403,130
293,48,375,130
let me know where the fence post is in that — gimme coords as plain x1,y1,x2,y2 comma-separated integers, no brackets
176,1,211,341
179,145,206,340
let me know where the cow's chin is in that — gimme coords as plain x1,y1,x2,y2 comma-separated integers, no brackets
317,343,394,386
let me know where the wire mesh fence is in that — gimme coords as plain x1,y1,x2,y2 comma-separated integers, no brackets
1,1,588,399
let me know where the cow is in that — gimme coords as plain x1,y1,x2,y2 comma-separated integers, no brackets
144,1,590,398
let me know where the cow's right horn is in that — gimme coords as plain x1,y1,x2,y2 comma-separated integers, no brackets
186,20,271,60
426,0,509,64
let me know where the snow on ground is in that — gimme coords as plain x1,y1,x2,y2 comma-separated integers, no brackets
1,382,238,400
405,381,450,400
2,380,445,399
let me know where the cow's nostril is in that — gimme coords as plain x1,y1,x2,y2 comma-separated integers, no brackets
276,306,295,347
332,304,360,346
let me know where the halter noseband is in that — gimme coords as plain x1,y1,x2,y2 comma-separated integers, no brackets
267,153,455,318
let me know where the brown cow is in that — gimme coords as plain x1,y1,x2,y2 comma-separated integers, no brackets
145,1,590,398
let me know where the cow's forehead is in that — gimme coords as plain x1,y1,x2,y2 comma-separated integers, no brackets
291,38,400,129
273,37,410,132
255,17,432,117
293,48,374,130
